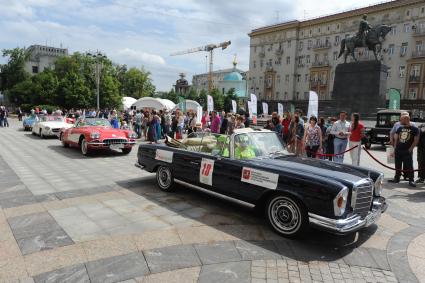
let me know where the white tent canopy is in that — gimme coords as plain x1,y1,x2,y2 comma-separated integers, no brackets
122,97,137,110
132,97,176,111
174,99,202,112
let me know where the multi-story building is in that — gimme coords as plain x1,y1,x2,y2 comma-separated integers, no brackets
248,0,425,105
192,67,246,94
24,45,68,75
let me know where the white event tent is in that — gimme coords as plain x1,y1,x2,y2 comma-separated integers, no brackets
131,97,176,111
174,99,202,112
122,97,137,110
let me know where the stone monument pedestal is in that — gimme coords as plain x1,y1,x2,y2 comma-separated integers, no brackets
333,61,387,119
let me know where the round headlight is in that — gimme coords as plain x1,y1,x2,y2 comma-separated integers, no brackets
374,174,384,196
129,132,138,139
90,132,100,139
45,127,50,131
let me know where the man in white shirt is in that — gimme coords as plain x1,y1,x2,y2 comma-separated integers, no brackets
330,111,351,163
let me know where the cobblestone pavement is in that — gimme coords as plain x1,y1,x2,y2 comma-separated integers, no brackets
0,119,424,283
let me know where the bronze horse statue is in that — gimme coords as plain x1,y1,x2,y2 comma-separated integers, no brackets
338,24,392,63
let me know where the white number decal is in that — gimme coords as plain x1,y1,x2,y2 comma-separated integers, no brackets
199,158,215,186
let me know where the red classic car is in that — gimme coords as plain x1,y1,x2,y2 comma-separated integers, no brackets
60,118,137,155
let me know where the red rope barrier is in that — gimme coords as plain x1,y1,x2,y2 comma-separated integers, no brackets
304,145,359,157
362,146,424,172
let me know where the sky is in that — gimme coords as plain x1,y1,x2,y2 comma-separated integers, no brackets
0,0,390,91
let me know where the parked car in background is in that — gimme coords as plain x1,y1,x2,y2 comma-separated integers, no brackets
23,115,40,131
65,113,76,124
135,129,387,238
364,109,409,148
32,115,73,138
60,118,137,156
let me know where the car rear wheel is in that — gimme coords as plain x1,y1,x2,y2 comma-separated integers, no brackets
80,137,90,156
265,194,308,238
156,165,175,192
122,148,132,154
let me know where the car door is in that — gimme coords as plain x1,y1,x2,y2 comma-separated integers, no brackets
210,156,245,199
171,149,202,184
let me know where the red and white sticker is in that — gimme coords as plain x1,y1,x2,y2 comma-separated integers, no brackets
241,167,278,189
199,158,215,186
155,149,173,163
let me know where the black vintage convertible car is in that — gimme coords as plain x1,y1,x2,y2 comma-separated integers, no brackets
135,128,387,238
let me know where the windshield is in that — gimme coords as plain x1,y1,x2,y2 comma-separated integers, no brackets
78,118,111,127
41,116,64,122
377,114,400,127
234,132,289,159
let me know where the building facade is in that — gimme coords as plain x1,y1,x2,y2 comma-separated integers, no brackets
24,45,68,75
248,0,425,103
192,67,246,94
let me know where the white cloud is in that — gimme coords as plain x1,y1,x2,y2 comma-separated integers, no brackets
0,0,388,91
116,48,166,65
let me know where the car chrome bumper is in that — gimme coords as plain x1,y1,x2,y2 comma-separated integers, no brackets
308,197,387,234
88,141,136,146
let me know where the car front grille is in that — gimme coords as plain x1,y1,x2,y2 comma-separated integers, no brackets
103,138,127,145
52,128,60,132
352,180,373,219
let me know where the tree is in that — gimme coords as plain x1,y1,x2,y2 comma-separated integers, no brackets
57,72,92,109
210,88,224,111
120,67,155,99
223,88,237,113
31,69,58,105
197,89,207,110
186,87,197,100
164,88,178,103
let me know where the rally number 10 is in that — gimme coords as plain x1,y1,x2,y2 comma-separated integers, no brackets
201,163,212,176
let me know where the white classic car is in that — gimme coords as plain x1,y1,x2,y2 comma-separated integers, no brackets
32,115,74,138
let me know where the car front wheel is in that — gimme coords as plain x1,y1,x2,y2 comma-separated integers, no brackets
265,194,308,238
80,138,90,156
156,165,175,192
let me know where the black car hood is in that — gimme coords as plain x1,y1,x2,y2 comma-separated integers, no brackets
250,156,369,185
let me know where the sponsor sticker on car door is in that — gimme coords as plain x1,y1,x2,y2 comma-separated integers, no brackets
199,158,215,186
155,149,173,163
241,167,278,190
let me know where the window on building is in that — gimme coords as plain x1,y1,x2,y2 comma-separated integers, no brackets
307,40,312,49
408,88,417,99
390,26,397,35
314,54,319,62
298,56,303,65
253,61,256,68
276,57,282,65
399,66,406,78
335,35,340,45
270,44,273,51
286,56,290,64
287,40,291,48
277,75,281,84
260,59,264,68
285,75,289,82
284,92,288,100
333,51,338,60
387,71,391,78
316,38,321,46
306,55,310,64
401,43,408,56
406,9,410,17
337,24,340,29
422,7,425,14
318,27,321,33
309,29,312,35
324,53,328,61
404,24,410,33
327,26,330,31
297,75,300,82
32,66,38,73
411,64,421,77
299,41,303,51
305,74,309,82
388,44,394,55
296,92,300,100
416,41,423,52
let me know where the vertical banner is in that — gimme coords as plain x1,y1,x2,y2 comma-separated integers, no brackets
262,102,269,115
307,91,319,118
388,88,401,110
250,93,257,125
290,103,295,115
178,96,186,112
207,95,214,113
196,106,202,124
231,100,237,113
278,103,284,116
247,101,252,117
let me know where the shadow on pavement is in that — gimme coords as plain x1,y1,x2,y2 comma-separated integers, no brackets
116,176,377,262
47,144,130,159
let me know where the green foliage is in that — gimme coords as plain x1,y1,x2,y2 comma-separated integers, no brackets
0,47,156,110
0,48,30,91
186,87,198,100
164,88,178,103
223,88,237,113
197,89,207,109
210,88,223,111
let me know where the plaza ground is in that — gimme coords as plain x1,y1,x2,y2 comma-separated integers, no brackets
0,118,424,283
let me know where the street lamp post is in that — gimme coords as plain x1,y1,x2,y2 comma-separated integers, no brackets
87,51,106,111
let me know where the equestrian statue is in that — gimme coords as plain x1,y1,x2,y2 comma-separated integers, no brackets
338,14,392,63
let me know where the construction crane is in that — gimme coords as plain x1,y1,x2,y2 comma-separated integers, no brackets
170,40,231,93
